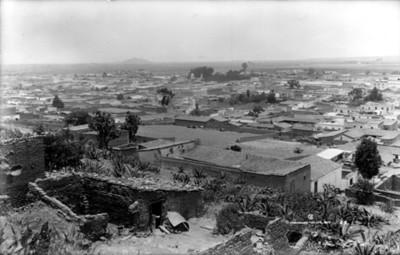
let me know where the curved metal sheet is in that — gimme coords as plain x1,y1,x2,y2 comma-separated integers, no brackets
167,211,189,230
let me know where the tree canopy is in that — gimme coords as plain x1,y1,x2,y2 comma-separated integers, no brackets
364,87,383,102
354,137,382,179
65,110,92,126
43,130,83,171
253,105,264,114
121,111,141,143
188,66,214,80
89,111,120,149
287,80,300,89
348,88,363,101
117,93,124,100
157,88,175,106
52,95,64,108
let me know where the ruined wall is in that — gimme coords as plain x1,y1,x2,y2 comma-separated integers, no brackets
33,175,86,214
0,137,45,206
81,176,204,229
199,228,256,255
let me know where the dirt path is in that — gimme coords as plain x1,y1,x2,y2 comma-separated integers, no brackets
93,217,229,255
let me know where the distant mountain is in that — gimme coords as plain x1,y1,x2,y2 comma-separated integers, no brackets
122,57,152,64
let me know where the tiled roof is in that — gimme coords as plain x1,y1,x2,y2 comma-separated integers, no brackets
298,155,341,181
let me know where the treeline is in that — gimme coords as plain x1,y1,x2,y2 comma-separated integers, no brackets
229,90,277,105
188,65,251,82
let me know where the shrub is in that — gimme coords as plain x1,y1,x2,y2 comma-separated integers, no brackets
216,204,244,235
293,147,303,154
377,200,395,214
352,179,374,205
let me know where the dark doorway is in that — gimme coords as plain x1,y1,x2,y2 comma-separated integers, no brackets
314,181,318,193
150,201,163,228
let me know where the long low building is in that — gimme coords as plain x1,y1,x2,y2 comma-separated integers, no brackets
161,145,311,193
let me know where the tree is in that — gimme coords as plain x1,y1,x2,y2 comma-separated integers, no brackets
121,111,140,143
253,105,264,114
52,95,64,108
189,66,214,80
364,87,383,102
266,92,277,103
117,93,124,100
43,130,83,171
348,88,363,101
241,62,248,72
157,87,175,106
33,123,46,135
89,111,120,149
190,103,201,116
354,138,382,179
65,110,92,126
287,80,300,89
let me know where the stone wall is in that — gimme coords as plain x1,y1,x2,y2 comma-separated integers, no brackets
27,179,108,241
199,228,256,255
0,137,45,206
345,188,400,206
81,175,204,229
242,212,273,230
30,173,204,232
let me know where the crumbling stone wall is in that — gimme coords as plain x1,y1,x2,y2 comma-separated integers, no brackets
29,173,204,232
81,174,204,230
242,212,273,230
199,228,256,255
0,137,45,206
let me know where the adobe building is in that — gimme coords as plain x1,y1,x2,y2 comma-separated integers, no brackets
0,136,46,206
161,145,311,193
28,172,204,238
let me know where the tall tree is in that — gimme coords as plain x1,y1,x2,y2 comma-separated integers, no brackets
89,111,120,149
354,138,382,179
52,95,64,108
121,111,141,143
157,87,175,106
364,87,383,102
241,62,248,72
65,110,92,126
266,92,277,103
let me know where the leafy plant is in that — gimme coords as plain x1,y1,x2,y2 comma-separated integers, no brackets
358,209,386,229
216,204,244,235
193,168,206,179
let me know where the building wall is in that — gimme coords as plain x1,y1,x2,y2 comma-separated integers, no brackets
33,174,204,231
0,137,46,206
160,157,311,193
284,165,311,193
311,167,341,193
138,141,197,164
175,119,208,127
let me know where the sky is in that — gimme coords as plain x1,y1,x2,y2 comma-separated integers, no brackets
1,0,400,65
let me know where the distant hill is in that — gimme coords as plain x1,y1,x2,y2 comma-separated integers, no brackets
122,57,152,64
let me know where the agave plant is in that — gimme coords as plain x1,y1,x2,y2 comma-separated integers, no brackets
235,194,259,213
354,242,376,255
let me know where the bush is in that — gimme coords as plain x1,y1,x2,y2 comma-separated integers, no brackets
216,204,244,235
377,200,395,214
352,179,374,205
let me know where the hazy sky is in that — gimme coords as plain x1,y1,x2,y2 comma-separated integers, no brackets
2,1,400,65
